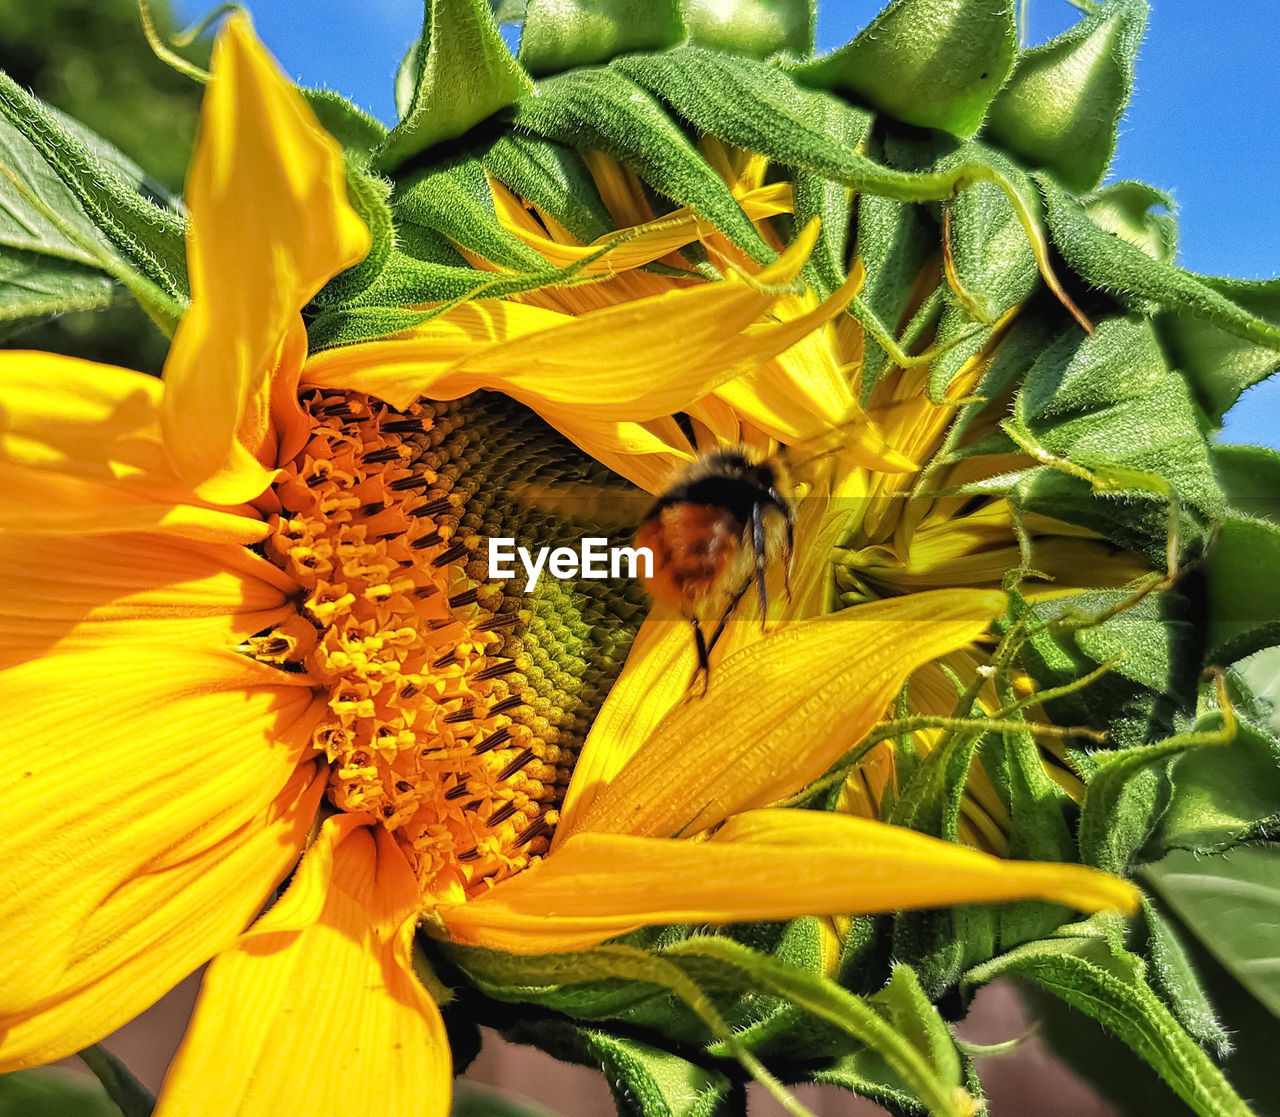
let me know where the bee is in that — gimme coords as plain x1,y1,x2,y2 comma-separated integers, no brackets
636,447,795,692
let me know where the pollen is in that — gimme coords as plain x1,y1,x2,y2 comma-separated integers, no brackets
260,390,644,898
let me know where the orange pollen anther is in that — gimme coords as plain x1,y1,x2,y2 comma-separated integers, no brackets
262,390,574,898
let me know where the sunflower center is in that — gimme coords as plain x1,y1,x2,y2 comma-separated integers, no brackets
262,390,641,899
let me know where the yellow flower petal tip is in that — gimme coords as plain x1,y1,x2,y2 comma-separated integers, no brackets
160,11,369,505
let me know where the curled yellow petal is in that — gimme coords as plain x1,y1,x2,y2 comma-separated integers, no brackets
156,824,449,1117
569,589,1006,840
306,221,824,425
161,14,368,505
438,808,1137,954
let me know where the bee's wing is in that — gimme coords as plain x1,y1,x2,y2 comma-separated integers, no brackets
509,481,649,532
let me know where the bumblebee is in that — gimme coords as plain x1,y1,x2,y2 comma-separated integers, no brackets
636,448,795,690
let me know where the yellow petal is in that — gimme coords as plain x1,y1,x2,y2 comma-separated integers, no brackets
156,824,449,1117
438,808,1138,954
0,352,268,544
493,178,794,272
0,763,322,1069
556,615,694,839
305,222,823,424
0,647,320,1032
161,14,369,504
303,300,569,409
568,589,1006,840
0,530,296,670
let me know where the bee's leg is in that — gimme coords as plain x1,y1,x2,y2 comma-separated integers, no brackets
751,502,770,633
767,486,795,603
782,514,795,604
690,617,711,696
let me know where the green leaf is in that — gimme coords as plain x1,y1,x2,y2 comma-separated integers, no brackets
1153,720,1280,854
0,247,116,338
966,932,1256,1117
1143,899,1232,1057
790,0,1017,137
1205,514,1280,665
376,0,534,171
520,0,685,77
1145,844,1280,1020
77,1046,153,1117
985,0,1147,193
0,69,186,306
1084,180,1177,265
1158,277,1280,425
0,1068,123,1117
512,66,772,261
680,0,813,59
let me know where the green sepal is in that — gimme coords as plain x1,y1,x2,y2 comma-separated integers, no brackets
869,964,962,1094
1078,737,1197,874
1142,898,1233,1057
811,1048,926,1116
396,157,548,271
520,0,685,77
680,0,813,59
993,313,1223,561
497,1017,731,1117
302,89,388,154
851,185,937,397
1158,277,1280,427
376,0,533,171
1085,180,1177,265
77,1045,154,1117
985,0,1147,193
1152,719,1280,855
0,1068,125,1117
1038,175,1280,354
513,66,772,261
1145,844,1280,1022
980,694,1079,946
965,927,1257,1117
789,0,1017,137
790,99,863,296
481,134,615,242
1007,585,1199,760
1212,443,1280,525
665,939,967,1116
1204,514,1280,665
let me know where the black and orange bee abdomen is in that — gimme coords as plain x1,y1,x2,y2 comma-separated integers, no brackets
637,504,745,614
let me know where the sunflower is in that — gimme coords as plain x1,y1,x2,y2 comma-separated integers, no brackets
0,14,1142,1116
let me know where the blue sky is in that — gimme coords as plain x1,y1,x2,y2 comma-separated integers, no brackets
174,0,1278,442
